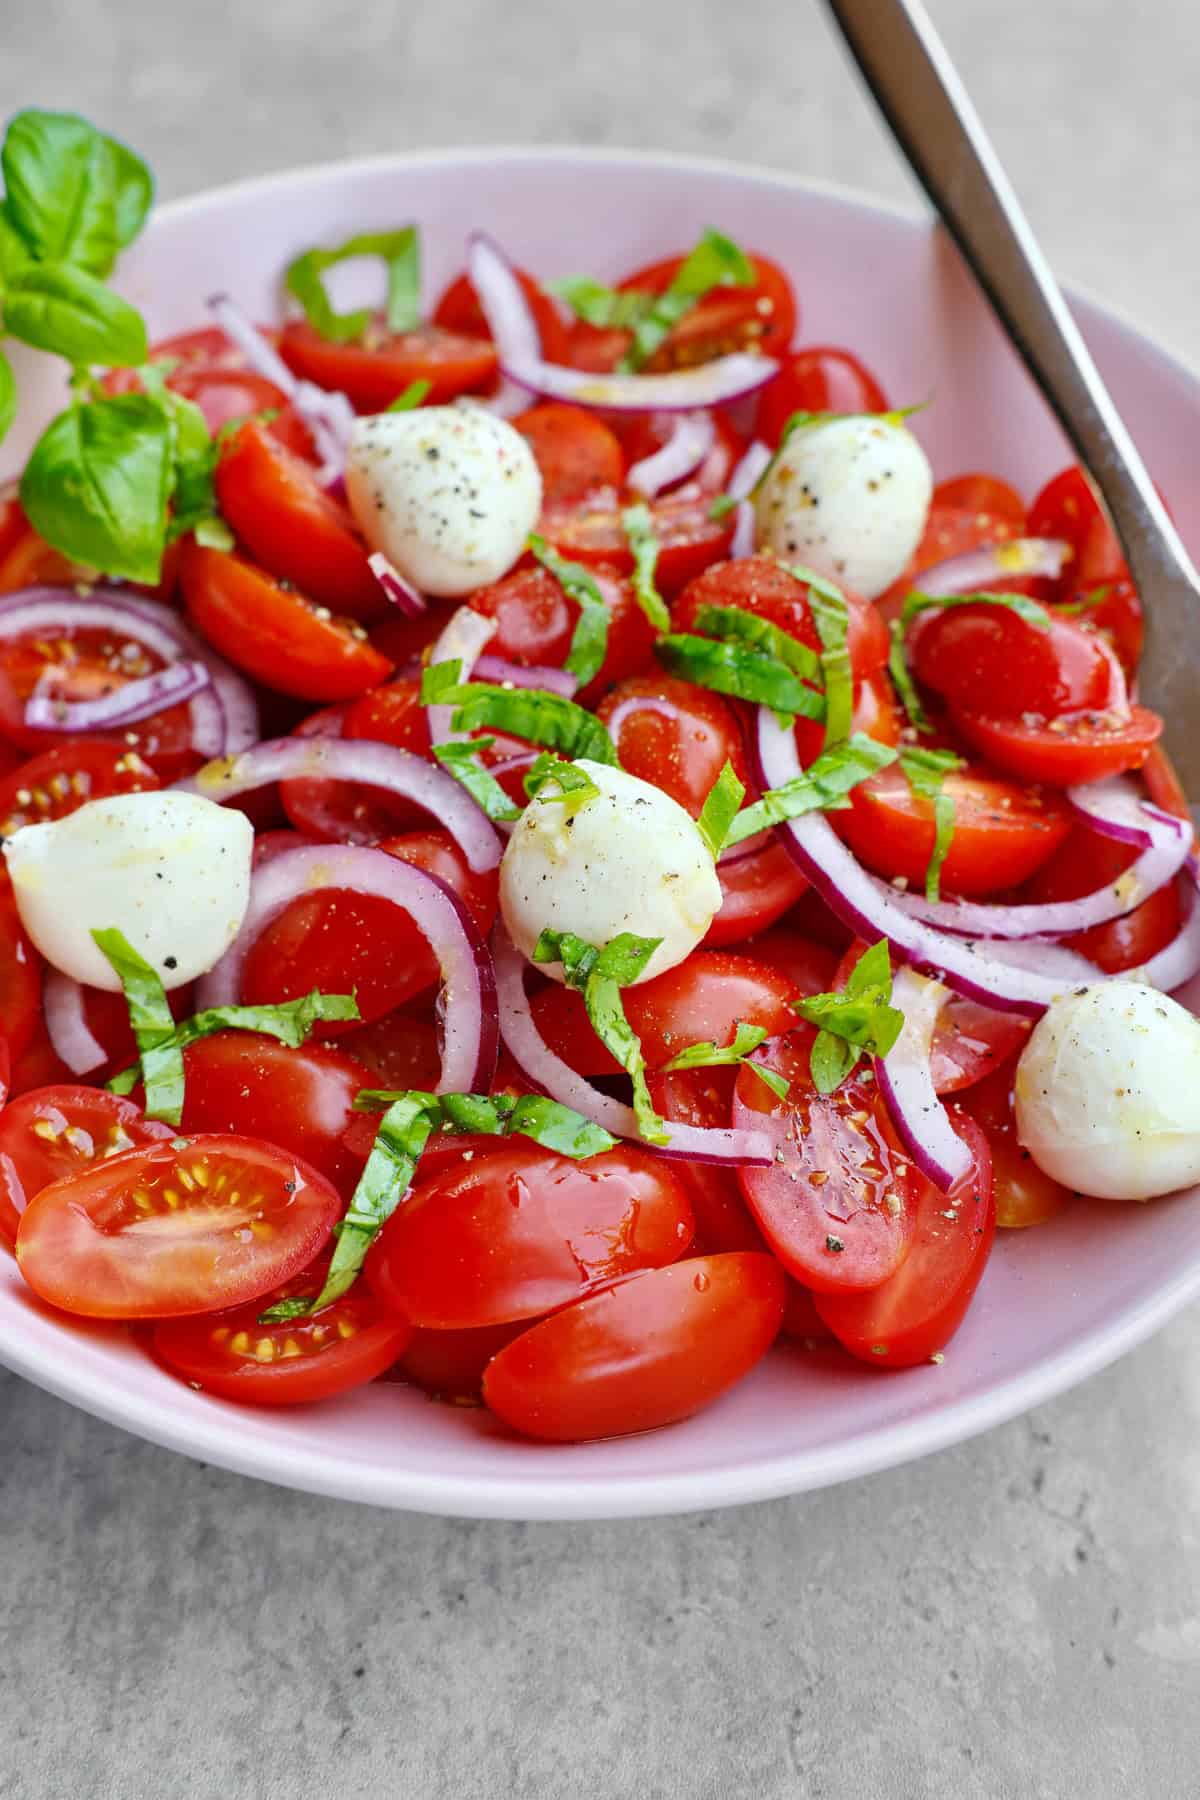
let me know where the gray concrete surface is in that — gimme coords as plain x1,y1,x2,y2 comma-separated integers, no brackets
3,2,1200,1795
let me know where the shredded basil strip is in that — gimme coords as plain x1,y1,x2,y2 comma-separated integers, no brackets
284,225,421,343
533,929,667,1145
522,754,602,815
663,1021,790,1100
387,377,431,412
354,1088,617,1159
695,760,746,859
692,603,823,685
888,617,932,735
92,927,183,1122
528,534,611,685
431,738,522,822
656,632,826,721
797,569,853,748
900,589,1053,632
550,228,754,373
420,660,619,766
547,276,648,331
621,503,670,631
899,745,965,903
707,493,737,521
107,989,361,1104
795,939,904,1095
724,733,896,847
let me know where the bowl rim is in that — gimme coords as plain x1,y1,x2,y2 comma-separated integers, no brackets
4,142,1200,1520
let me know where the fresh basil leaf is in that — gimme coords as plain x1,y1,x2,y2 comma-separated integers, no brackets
433,738,522,822
92,926,183,1123
104,136,154,249
663,1020,790,1100
20,391,172,583
657,632,825,721
898,745,964,903
0,350,15,447
621,503,670,632
421,666,619,766
809,1029,861,1096
724,733,897,846
695,760,745,859
843,937,893,998
888,617,932,736
387,377,432,412
900,589,1053,631
692,602,823,684
3,261,148,366
621,228,754,371
284,227,421,344
522,754,602,814
528,535,611,685
355,1088,617,1160
1,112,149,276
799,570,853,748
0,209,31,283
795,938,904,1093
547,275,648,330
107,990,360,1098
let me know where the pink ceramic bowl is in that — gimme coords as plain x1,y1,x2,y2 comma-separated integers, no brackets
3,148,1199,1519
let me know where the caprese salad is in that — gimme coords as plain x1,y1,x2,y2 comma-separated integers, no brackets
0,109,1196,1442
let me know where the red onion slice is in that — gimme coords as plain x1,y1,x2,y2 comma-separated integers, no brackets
25,659,211,735
730,500,755,558
426,606,499,747
755,706,1096,1013
627,413,716,497
196,844,497,1094
177,736,502,873
368,552,427,618
727,439,771,501
1136,885,1200,992
208,292,356,481
117,595,260,754
885,778,1193,940
466,234,777,414
473,655,579,699
915,537,1071,596
493,926,773,1166
43,968,108,1076
875,970,973,1191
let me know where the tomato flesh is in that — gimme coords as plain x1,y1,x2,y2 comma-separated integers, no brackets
0,1085,175,1247
278,319,498,410
514,404,624,505
950,703,1162,787
597,675,750,816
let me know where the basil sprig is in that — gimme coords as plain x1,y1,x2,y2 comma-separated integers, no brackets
551,229,755,372
898,745,964,902
533,929,667,1145
420,660,619,765
284,226,421,344
528,535,612,685
794,939,905,1095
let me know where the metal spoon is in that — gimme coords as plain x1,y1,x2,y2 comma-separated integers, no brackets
824,0,1200,801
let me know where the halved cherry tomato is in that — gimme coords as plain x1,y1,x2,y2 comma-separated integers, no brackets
733,1028,921,1292
949,703,1162,787
0,1085,175,1248
168,367,315,459
433,265,570,362
0,740,159,836
647,1065,767,1254
960,1059,1073,1229
278,686,425,844
0,525,83,596
833,763,1072,897
0,889,42,1064
540,490,734,597
16,1133,341,1318
240,827,498,1030
337,1009,443,1094
1027,465,1127,589
152,1267,411,1406
482,1252,786,1443
756,346,888,447
596,674,750,815
933,474,1026,524
393,1319,527,1401
705,838,811,947
675,555,889,685
514,404,624,505
366,1140,693,1329
564,250,797,373
815,1112,994,1366
910,602,1123,719
740,927,839,997
1020,821,1182,973
278,319,498,410
778,1277,836,1343
180,543,392,702
793,664,901,766
617,410,746,497
468,564,657,703
215,420,382,620
1054,579,1143,681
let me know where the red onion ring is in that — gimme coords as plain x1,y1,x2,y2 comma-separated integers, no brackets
466,234,778,414
874,970,973,1191
473,656,579,699
43,968,108,1076
727,439,771,501
176,736,502,873
426,606,499,748
730,500,756,559
25,659,211,735
368,552,427,618
492,925,773,1166
914,537,1071,596
208,293,356,481
884,778,1193,940
1136,883,1200,991
116,595,260,754
627,413,716,497
197,844,498,1094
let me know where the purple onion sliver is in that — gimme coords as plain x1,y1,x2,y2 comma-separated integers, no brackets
426,605,499,747
368,551,427,618
914,537,1071,597
24,659,212,735
43,968,108,1076
730,499,755,558
472,656,579,700
726,439,771,502
627,412,716,497
874,970,973,1192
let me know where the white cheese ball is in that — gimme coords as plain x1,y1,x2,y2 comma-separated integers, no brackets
754,414,932,600
499,760,722,984
1015,983,1200,1201
4,791,253,992
345,404,542,597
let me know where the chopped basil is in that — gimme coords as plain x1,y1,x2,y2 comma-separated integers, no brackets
692,603,823,685
92,928,183,1124
663,1021,789,1100
354,1088,617,1159
522,754,602,815
621,503,670,632
527,535,611,685
533,928,667,1145
420,660,619,765
432,738,522,823
799,569,853,749
724,732,896,847
898,745,964,903
695,760,746,859
550,228,755,373
795,939,904,1095
386,377,431,412
888,617,932,736
284,226,421,343
547,276,648,331
656,631,825,722
899,589,1053,632
708,493,738,521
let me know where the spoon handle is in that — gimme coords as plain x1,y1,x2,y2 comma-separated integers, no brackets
823,0,1200,658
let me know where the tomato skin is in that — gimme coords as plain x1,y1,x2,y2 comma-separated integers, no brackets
815,1113,995,1366
0,524,83,595
0,888,42,1063
433,266,569,362
180,542,392,702
757,346,888,447
627,951,800,1066
929,998,1032,1095
513,404,624,505
540,491,734,597
705,838,811,947
565,250,797,373
960,1060,1073,1229
647,1066,768,1254
278,319,498,410
596,674,750,816
1055,578,1143,681
282,682,432,844
949,702,1162,787
152,1273,411,1407
933,474,1025,525
0,1086,175,1248
793,663,901,766
366,1141,693,1330
733,1029,921,1292
0,623,195,776
0,739,158,837
833,763,1072,897
468,564,657,704
169,367,315,460
779,1278,836,1343
393,1319,527,1400
15,1133,341,1319
482,1252,786,1443
1027,465,1127,589
215,420,382,621
740,927,839,998
337,1009,443,1094
1020,822,1183,974
910,603,1123,719
675,556,889,686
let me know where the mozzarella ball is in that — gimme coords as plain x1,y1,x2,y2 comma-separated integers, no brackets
4,791,253,991
1015,983,1200,1201
500,760,722,984
345,404,542,597
754,414,932,600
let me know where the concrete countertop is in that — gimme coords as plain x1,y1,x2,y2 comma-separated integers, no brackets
2,1,1198,1793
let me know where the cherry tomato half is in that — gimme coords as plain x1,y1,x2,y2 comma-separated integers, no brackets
514,404,625,506
540,490,734,598
0,1085,175,1248
434,265,570,362
564,250,797,373
960,1059,1073,1229
647,1065,768,1254
949,702,1162,787
705,838,811,947
0,739,158,837
278,319,498,410
468,564,657,704
757,346,888,447
675,555,889,686
596,674,750,816
910,602,1123,720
